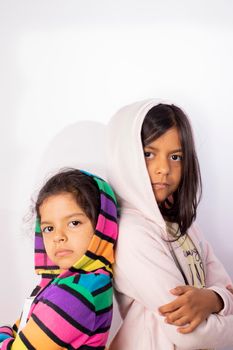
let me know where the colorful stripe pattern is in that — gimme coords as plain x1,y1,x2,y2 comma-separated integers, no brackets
0,171,118,349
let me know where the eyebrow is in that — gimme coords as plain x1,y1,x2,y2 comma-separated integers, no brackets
40,212,86,225
144,146,183,154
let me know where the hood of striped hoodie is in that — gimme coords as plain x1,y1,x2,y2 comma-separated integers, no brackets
34,170,118,280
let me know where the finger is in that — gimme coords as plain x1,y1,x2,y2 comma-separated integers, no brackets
158,299,182,314
177,319,201,334
165,308,186,324
170,285,192,296
166,316,189,327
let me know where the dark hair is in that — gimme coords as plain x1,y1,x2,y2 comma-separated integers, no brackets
141,103,202,236
36,169,100,228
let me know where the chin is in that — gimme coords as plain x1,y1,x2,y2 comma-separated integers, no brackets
154,193,167,204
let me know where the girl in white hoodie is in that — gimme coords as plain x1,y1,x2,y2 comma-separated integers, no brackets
107,99,233,350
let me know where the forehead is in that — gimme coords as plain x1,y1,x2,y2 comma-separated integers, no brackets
145,127,182,150
39,192,84,217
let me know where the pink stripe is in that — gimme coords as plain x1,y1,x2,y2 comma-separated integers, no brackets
93,268,109,276
39,278,52,288
87,332,108,346
46,256,56,266
35,253,56,267
35,252,45,265
1,338,13,350
0,327,13,336
33,302,91,345
96,214,117,240
83,332,108,347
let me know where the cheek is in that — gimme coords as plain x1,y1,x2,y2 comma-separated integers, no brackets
81,233,94,249
145,161,153,179
42,236,52,252
174,165,182,182
72,230,93,251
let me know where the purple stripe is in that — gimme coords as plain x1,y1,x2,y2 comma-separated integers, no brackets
39,284,95,329
100,194,117,218
35,236,45,250
94,309,113,330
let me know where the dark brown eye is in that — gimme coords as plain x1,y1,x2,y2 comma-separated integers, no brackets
42,226,53,233
171,154,182,161
69,221,81,228
144,151,153,158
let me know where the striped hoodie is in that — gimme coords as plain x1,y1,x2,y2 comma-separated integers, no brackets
0,171,118,350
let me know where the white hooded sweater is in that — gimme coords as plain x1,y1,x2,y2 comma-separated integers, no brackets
106,99,233,350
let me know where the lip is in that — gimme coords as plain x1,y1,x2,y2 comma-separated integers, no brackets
55,249,73,257
152,183,169,189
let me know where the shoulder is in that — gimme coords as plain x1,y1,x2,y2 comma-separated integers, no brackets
40,272,113,324
42,275,96,311
31,275,98,341
75,273,113,331
78,273,112,300
117,209,167,252
56,272,112,301
114,210,172,277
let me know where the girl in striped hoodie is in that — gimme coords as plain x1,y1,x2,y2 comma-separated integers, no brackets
0,169,118,350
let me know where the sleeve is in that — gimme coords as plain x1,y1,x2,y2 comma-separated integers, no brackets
113,218,233,349
194,224,233,316
0,282,97,350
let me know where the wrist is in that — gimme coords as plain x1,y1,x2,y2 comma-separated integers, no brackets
210,290,224,313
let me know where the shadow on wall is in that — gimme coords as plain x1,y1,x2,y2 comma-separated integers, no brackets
34,120,122,343
35,120,108,188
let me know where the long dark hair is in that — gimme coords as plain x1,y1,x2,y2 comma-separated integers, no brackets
36,169,100,228
141,103,202,236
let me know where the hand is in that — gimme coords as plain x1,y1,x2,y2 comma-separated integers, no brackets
158,285,223,334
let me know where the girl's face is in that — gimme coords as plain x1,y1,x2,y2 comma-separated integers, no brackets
143,127,183,203
39,192,94,272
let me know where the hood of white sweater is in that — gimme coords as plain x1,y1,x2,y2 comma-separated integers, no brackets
106,98,175,232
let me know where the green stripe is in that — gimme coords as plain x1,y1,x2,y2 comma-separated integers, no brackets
55,276,94,304
93,287,112,311
94,177,117,204
35,217,41,233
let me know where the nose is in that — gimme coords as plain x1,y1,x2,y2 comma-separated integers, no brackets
155,156,170,175
53,228,67,243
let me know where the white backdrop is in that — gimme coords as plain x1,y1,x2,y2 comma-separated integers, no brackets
0,1,233,349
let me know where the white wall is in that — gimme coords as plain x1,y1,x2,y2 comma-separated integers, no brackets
0,1,233,348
